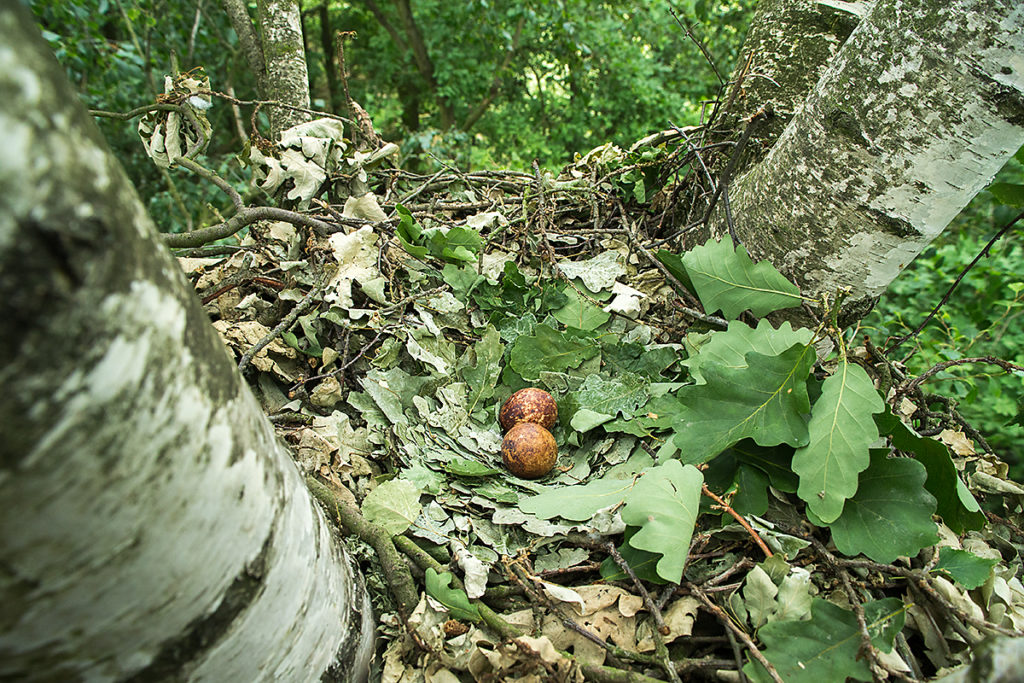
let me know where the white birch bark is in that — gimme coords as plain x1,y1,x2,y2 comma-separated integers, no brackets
715,0,1024,313
0,6,374,681
256,0,312,136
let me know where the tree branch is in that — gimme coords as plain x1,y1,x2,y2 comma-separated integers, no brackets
393,0,454,128
221,0,266,97
460,15,525,132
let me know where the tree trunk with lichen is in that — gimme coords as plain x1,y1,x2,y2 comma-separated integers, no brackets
222,0,311,137
713,0,864,175
709,0,1024,319
0,6,373,681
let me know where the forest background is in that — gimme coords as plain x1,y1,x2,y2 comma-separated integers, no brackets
29,0,1023,471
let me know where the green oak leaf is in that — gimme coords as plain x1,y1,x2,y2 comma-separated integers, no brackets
460,326,504,414
932,548,998,589
875,409,984,534
825,451,939,563
572,371,650,419
683,319,813,385
621,460,704,583
395,203,428,258
794,361,884,523
680,235,802,318
551,285,611,331
744,598,906,683
733,464,771,516
429,226,481,263
733,441,798,493
361,478,422,535
671,344,816,463
425,569,481,622
509,323,600,380
520,452,653,520
602,341,679,380
445,457,502,478
441,263,485,303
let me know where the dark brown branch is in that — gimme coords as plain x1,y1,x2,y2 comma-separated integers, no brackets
461,16,525,132
221,0,266,96
887,209,1024,352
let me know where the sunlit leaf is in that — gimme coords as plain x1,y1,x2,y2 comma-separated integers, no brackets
683,319,813,385
671,343,816,463
680,236,802,318
794,362,884,523
621,460,703,583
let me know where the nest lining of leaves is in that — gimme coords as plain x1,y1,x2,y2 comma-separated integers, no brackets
175,126,1024,683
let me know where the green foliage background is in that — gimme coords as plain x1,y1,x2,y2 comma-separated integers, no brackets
866,154,1024,477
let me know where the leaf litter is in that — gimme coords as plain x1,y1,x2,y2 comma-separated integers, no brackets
177,124,1024,682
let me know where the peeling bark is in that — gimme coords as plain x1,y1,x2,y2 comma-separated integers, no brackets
713,0,1024,314
0,6,374,681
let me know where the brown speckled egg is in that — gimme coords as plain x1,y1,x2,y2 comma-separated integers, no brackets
501,422,558,479
499,388,558,432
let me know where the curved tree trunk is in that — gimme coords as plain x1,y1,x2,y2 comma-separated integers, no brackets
710,0,1024,316
0,6,373,681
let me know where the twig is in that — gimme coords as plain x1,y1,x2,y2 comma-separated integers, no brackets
163,205,339,248
702,485,772,558
887,210,1024,352
703,113,762,230
724,629,748,683
604,543,681,683
669,7,724,84
898,356,1024,396
238,286,320,373
173,156,244,210
503,560,650,669
828,559,1024,638
685,581,783,683
292,326,391,391
90,103,182,119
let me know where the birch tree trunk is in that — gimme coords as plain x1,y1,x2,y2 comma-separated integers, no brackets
0,6,373,681
713,0,863,175
222,0,311,136
712,0,1024,317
